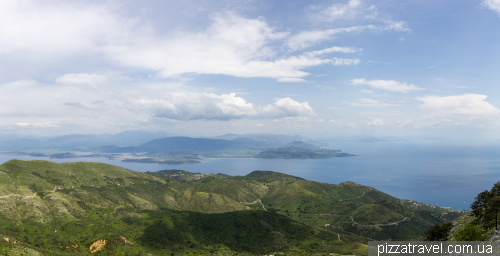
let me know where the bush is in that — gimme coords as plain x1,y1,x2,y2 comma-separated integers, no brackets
455,224,487,241
425,222,453,241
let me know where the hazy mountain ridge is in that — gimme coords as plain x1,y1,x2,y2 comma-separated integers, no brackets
0,130,174,151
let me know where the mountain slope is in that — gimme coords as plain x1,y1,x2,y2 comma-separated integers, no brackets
0,160,466,255
0,160,368,255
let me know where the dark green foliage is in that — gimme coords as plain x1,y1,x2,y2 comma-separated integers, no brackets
425,222,453,241
147,169,231,181
140,211,367,255
455,224,487,241
470,182,500,229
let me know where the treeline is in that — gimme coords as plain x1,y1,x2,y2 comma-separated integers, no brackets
425,182,500,241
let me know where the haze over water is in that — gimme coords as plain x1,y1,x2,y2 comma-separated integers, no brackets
1,141,498,210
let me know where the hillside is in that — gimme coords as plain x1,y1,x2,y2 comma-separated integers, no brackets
254,141,354,159
0,160,465,255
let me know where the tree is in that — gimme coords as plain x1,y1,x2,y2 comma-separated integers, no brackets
471,190,491,218
425,222,453,241
470,182,500,229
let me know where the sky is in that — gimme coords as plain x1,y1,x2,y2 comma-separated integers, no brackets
1,0,500,140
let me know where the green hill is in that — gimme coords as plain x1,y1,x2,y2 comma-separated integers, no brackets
0,160,465,255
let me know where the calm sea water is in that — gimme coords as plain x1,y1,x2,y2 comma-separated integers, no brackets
1,142,499,210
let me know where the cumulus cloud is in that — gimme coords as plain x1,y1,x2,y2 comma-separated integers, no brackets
351,79,424,93
0,78,316,132
343,98,397,107
129,93,256,121
127,94,315,121
0,2,363,82
484,0,500,15
262,98,314,118
416,94,500,116
109,13,360,81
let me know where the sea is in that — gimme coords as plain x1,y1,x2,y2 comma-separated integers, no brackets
1,141,499,211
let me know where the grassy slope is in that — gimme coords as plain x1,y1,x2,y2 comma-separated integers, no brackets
152,170,465,240
0,160,465,255
0,160,366,255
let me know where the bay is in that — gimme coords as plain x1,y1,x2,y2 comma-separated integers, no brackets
1,141,499,210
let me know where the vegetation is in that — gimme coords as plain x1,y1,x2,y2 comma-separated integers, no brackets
424,222,453,241
147,169,231,181
0,160,466,255
424,182,500,241
471,182,500,229
254,141,354,159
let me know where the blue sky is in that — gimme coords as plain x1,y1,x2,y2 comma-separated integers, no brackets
1,0,499,140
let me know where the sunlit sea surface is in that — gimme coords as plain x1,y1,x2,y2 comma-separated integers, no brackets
1,141,499,210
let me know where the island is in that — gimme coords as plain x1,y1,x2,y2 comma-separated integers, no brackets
254,141,357,159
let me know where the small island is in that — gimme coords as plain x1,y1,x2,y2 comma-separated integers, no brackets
254,141,357,159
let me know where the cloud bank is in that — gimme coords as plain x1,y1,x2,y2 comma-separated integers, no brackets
352,79,424,93
416,94,500,116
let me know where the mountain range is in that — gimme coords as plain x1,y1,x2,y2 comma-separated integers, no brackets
0,160,465,255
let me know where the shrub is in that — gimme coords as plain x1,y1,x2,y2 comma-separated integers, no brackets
455,224,487,241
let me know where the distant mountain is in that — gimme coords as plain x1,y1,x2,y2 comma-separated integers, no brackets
138,136,247,152
0,130,178,151
105,130,175,146
43,134,110,149
0,138,44,150
213,133,311,147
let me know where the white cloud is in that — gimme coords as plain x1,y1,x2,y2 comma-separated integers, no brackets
416,94,500,116
0,2,362,82
0,1,137,56
361,89,373,94
286,26,374,51
262,98,314,118
295,1,410,51
277,78,306,83
484,0,500,15
383,20,410,32
129,92,257,121
352,78,425,93
367,118,384,126
343,98,397,107
316,0,363,21
129,94,315,121
55,73,108,87
0,78,316,133
109,13,359,81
